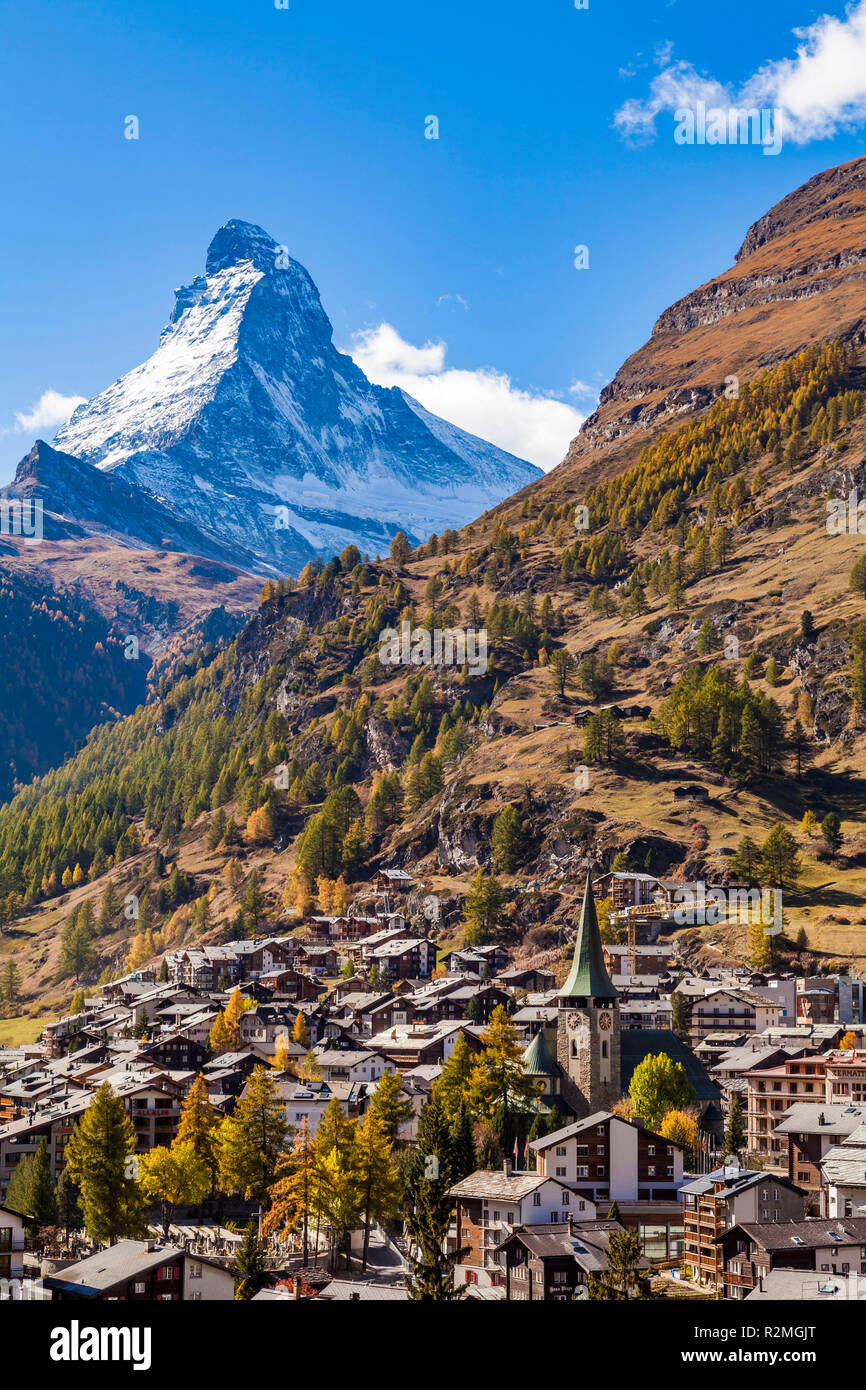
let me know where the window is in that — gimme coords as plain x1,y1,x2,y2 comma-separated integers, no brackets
189,1292,201,1301
189,1262,201,1280
532,1193,541,1207
648,1145,655,1156
553,1271,568,1284
596,1165,604,1178
648,1166,655,1177
158,1265,176,1282
556,1166,566,1177
597,1126,604,1135
576,1166,589,1178
550,1212,559,1223
562,1191,569,1206
134,1282,146,1294
555,1146,567,1157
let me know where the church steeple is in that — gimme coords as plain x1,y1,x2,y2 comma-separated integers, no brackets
560,870,617,1001
556,870,621,1118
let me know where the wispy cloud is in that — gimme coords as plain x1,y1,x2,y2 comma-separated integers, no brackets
12,389,86,436
348,323,588,471
615,1,866,146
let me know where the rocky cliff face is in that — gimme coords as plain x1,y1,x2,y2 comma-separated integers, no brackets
561,157,866,471
53,220,540,573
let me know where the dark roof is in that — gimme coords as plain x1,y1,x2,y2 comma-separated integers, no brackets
42,1240,181,1296
560,872,617,1001
620,1029,722,1103
724,1218,866,1251
496,1220,650,1274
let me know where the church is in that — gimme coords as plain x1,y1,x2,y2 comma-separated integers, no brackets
555,870,622,1117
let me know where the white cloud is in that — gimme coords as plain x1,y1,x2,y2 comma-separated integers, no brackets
13,389,86,435
349,323,588,471
615,1,866,146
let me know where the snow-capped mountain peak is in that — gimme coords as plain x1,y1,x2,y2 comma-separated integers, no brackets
53,220,541,573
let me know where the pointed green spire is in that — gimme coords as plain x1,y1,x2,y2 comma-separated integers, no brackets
560,870,617,1000
523,1028,559,1077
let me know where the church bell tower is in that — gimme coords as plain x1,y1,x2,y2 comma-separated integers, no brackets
556,870,621,1116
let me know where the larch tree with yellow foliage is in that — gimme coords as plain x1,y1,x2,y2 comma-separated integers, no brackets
209,986,247,1053
465,1007,544,1121
263,1116,319,1264
659,1109,699,1168
292,1011,311,1048
173,1073,220,1191
272,1035,291,1072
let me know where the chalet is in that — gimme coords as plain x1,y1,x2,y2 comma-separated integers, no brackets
43,1240,184,1301
774,1102,866,1206
718,1216,866,1299
496,1218,650,1301
293,944,339,975
449,1163,598,1292
690,989,783,1046
365,936,432,980
275,1078,364,1135
375,868,415,892
368,1021,482,1072
137,1032,208,1072
447,944,509,977
681,1159,806,1291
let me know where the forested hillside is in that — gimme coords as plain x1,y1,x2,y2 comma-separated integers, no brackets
3,339,866,1024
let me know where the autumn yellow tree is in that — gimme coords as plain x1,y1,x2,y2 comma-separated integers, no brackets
331,876,351,914
263,1117,319,1264
316,876,335,913
223,858,244,899
292,1011,311,1047
173,1073,220,1190
272,1035,291,1071
659,1109,699,1167
209,986,247,1053
800,810,819,838
840,1031,858,1051
465,1008,544,1120
140,1142,210,1239
246,804,274,846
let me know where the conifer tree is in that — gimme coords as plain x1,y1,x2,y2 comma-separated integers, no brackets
404,1097,466,1301
217,1066,290,1204
64,1082,148,1245
233,1219,267,1300
173,1073,220,1190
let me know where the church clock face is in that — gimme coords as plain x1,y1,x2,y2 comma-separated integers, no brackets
598,1011,613,1031
567,1012,583,1031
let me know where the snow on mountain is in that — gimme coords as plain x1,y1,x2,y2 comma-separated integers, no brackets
54,220,541,572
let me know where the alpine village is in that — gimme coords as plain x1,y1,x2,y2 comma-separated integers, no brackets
8,157,866,1308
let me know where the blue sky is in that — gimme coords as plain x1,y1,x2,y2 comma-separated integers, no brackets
3,0,866,480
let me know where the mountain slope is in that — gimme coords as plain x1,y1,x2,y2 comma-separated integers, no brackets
560,156,866,480
53,220,541,573
7,161,866,1021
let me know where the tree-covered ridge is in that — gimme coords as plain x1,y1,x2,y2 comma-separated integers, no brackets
0,566,148,802
1,340,864,972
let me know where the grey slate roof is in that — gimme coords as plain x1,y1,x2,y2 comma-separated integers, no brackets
774,1103,866,1136
43,1240,182,1295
